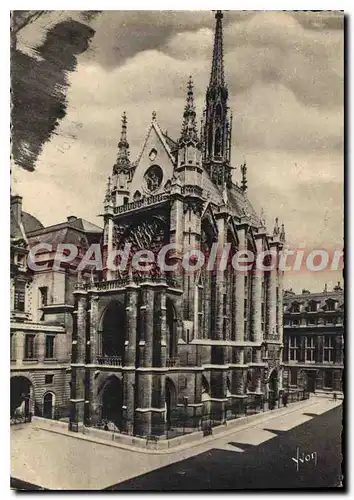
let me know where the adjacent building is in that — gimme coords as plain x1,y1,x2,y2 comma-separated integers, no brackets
10,194,102,419
69,11,286,437
283,284,344,394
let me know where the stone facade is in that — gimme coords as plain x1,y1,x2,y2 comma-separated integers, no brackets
10,194,102,420
283,284,344,394
69,11,286,437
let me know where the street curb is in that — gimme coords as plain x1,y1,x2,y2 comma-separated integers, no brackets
26,397,340,456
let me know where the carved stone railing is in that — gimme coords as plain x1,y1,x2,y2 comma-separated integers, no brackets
181,185,203,197
113,193,169,215
77,275,180,292
97,356,123,367
166,357,179,367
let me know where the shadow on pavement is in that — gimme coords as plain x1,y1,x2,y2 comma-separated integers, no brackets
105,406,343,491
11,477,48,491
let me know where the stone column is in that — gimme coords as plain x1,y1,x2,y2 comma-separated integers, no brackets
266,244,277,340
154,284,167,368
141,284,154,368
135,283,154,436
103,208,114,281
14,331,24,363
251,236,263,344
169,184,184,291
89,294,99,364
277,249,284,343
69,289,87,432
123,284,138,434
234,225,247,343
124,284,138,367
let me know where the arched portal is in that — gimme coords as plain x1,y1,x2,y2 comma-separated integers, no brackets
43,392,55,419
165,377,177,427
303,370,317,393
101,301,125,359
10,376,33,418
166,299,177,361
100,377,123,428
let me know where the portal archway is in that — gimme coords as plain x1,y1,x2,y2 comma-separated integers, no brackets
43,392,55,419
10,376,33,418
101,301,125,359
100,376,123,428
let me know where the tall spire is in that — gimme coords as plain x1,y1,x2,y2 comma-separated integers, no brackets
202,10,232,187
115,111,130,171
180,76,199,146
210,11,225,88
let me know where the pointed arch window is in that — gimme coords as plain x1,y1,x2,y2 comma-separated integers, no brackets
214,128,222,157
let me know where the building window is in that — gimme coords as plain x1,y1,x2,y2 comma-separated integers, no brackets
308,301,318,312
291,319,300,326
223,292,227,316
292,303,300,313
45,374,54,384
45,336,55,359
289,336,299,361
14,282,25,312
25,335,35,359
223,318,227,340
323,336,334,362
198,286,203,313
307,316,318,326
325,316,337,326
39,287,48,307
305,336,315,362
326,300,336,311
324,370,333,389
261,302,265,332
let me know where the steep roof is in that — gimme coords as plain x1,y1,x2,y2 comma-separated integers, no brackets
284,288,344,311
227,183,261,227
68,217,102,234
10,210,25,242
22,211,44,233
27,217,103,248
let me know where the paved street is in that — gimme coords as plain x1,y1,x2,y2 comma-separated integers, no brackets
109,404,343,490
11,397,343,490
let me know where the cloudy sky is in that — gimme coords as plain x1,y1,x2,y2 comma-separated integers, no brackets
12,10,344,292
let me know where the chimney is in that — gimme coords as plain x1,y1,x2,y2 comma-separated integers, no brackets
67,216,77,223
11,195,22,223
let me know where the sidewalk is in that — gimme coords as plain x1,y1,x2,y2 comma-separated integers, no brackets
11,396,342,490
31,395,318,454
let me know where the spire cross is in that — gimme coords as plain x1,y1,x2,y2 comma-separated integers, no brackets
179,76,199,145
116,111,130,168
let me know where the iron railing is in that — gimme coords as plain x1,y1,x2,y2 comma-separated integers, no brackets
97,356,123,366
83,389,310,441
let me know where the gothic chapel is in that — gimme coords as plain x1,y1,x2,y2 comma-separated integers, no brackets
70,11,286,437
